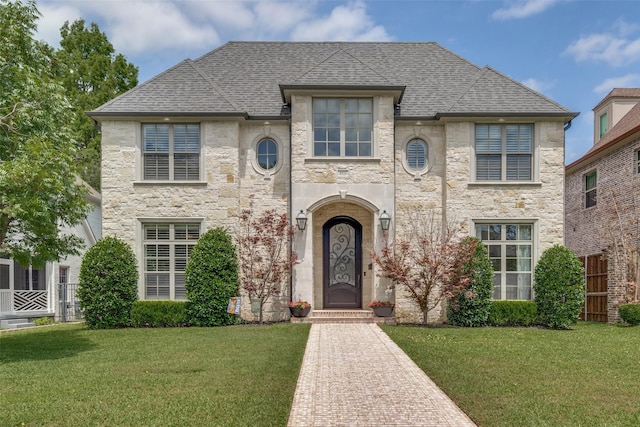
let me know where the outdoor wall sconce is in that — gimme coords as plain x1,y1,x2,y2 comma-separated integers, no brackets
296,210,307,231
379,210,391,231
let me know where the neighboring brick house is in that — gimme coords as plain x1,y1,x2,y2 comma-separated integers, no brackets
565,88,640,323
89,42,576,323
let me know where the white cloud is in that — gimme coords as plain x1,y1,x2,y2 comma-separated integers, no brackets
36,3,83,47
291,1,391,41
594,74,640,94
564,20,640,66
521,78,554,95
492,0,560,20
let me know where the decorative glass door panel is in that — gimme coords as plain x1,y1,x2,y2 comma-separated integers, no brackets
323,217,362,308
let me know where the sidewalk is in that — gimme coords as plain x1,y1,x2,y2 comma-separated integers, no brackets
287,323,476,427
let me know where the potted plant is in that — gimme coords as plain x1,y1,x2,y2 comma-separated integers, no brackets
288,300,311,318
368,300,395,317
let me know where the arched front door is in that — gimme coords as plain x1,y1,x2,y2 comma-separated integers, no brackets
323,216,362,309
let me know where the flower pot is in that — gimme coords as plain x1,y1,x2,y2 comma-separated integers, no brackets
289,306,311,318
372,306,394,317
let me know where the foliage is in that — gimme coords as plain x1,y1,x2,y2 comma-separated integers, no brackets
131,301,189,328
185,227,238,326
0,323,310,426
288,300,310,309
619,303,640,326
372,212,478,325
368,300,396,307
238,200,298,323
448,237,494,327
78,236,138,329
0,0,89,267
384,322,640,427
53,19,138,190
534,245,585,329
487,300,538,326
33,317,53,326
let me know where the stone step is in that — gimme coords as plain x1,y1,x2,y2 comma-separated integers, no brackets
290,309,396,325
0,318,36,329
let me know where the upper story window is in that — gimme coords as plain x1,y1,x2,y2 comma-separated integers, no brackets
599,113,608,138
585,170,597,208
257,138,278,170
406,139,428,171
635,149,640,174
143,124,200,181
475,124,532,181
313,98,372,157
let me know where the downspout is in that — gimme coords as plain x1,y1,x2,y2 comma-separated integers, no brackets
288,106,293,306
564,120,573,131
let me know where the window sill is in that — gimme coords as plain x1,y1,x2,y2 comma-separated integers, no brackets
467,181,542,187
133,181,208,186
305,157,381,163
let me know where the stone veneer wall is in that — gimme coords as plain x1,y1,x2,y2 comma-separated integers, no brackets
565,135,640,322
101,119,292,322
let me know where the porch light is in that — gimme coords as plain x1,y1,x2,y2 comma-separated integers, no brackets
296,210,307,231
379,210,391,231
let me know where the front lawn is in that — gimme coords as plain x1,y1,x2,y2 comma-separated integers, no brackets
382,322,640,427
0,323,310,427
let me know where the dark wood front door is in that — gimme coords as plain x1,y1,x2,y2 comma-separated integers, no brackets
323,216,362,309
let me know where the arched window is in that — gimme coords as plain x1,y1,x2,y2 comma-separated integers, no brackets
406,139,427,171
257,138,278,170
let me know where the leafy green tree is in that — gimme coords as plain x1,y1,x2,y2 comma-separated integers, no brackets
448,237,494,327
54,19,138,189
78,236,138,329
185,228,239,326
534,245,585,329
0,0,89,267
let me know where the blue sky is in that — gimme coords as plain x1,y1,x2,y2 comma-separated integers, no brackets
35,0,640,163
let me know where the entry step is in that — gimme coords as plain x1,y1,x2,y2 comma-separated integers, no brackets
290,309,396,325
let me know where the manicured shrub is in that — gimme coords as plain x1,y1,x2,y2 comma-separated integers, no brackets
487,301,538,326
78,236,138,329
185,227,238,326
131,301,189,327
534,245,585,329
619,303,640,326
448,238,494,327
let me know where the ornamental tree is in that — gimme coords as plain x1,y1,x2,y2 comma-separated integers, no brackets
372,213,478,325
238,200,298,324
0,0,89,267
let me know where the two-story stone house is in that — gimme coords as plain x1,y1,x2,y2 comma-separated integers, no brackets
90,42,576,323
565,88,640,323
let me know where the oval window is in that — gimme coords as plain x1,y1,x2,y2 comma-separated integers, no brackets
257,138,278,170
406,139,427,171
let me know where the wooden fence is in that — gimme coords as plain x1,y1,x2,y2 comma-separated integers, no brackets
578,254,608,322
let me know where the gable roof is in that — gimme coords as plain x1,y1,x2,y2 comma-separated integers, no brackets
566,101,640,172
89,41,577,120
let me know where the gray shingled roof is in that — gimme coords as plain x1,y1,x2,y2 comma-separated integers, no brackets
89,41,576,119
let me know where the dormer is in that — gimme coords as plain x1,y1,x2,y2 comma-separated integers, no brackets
593,88,640,143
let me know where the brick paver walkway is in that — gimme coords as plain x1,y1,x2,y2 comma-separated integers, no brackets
287,323,476,427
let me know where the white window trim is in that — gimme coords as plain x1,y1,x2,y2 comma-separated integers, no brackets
134,122,206,184
249,134,284,179
306,96,380,160
400,134,432,179
470,122,539,184
137,218,204,301
472,219,539,301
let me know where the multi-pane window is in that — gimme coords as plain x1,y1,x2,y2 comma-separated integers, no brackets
143,223,200,300
313,98,372,157
475,124,532,181
635,149,640,174
406,139,427,171
585,170,597,208
143,124,200,180
59,266,69,284
599,113,608,138
476,223,533,300
257,138,278,170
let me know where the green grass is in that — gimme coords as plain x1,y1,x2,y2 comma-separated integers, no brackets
0,323,310,427
382,322,640,427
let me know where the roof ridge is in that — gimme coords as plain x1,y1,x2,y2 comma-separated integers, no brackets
186,59,242,112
